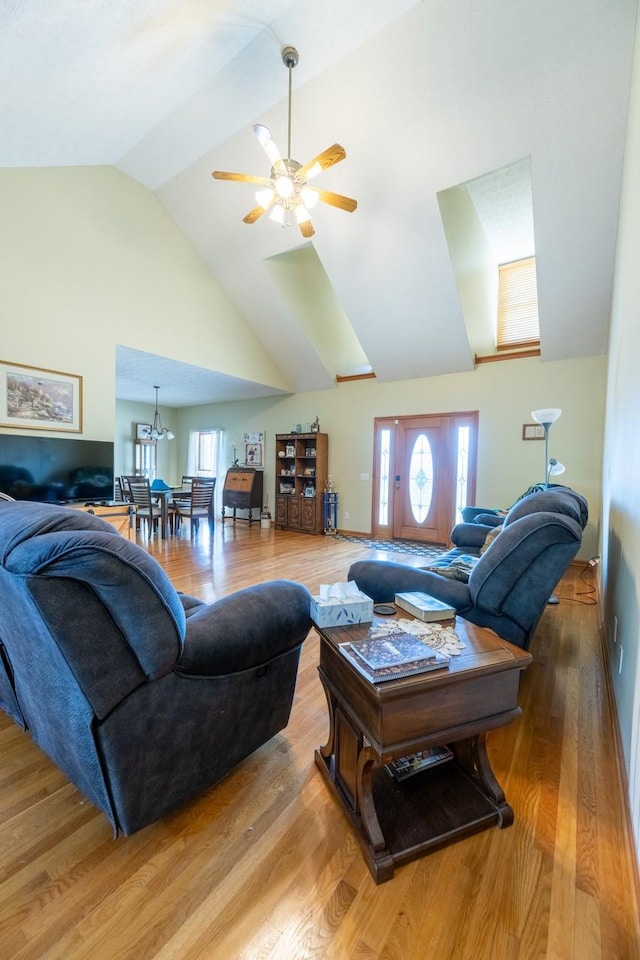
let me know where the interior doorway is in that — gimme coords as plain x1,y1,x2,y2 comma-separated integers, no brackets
371,412,478,545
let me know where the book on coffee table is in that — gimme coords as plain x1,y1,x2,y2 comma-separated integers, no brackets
340,631,449,683
394,591,456,622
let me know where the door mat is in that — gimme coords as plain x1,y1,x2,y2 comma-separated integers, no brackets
333,534,446,562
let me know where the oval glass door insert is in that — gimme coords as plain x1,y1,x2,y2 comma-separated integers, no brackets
409,433,434,523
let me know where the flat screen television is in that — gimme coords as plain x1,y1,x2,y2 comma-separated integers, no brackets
0,434,115,504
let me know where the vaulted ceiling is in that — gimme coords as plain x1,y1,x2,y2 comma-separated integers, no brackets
1,0,637,406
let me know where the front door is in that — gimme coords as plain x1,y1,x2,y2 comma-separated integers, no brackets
372,412,477,545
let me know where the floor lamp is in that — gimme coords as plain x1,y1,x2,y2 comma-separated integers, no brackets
531,408,562,487
531,408,562,603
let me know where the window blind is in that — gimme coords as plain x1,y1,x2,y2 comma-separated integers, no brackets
497,256,540,349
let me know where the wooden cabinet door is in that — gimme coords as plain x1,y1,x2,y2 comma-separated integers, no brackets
288,497,302,528
300,498,317,530
275,496,288,526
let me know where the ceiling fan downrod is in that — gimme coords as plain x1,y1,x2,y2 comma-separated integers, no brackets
281,45,299,161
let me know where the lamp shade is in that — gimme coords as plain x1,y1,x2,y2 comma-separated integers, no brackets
547,459,566,477
531,408,562,426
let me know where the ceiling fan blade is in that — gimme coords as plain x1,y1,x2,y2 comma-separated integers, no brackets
298,144,347,180
314,188,358,213
299,219,315,238
253,124,286,174
212,170,273,185
243,206,268,224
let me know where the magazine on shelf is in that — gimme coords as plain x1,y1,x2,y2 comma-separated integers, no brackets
386,746,454,781
340,631,449,683
394,592,456,622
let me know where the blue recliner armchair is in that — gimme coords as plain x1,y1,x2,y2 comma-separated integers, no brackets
348,487,587,650
0,501,312,835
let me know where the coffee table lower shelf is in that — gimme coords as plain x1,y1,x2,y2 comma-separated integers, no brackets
314,745,511,883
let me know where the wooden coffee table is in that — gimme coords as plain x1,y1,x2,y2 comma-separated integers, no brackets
314,615,532,883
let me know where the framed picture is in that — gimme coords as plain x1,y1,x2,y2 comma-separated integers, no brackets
244,442,263,467
243,431,264,467
136,423,152,440
522,423,545,440
0,360,83,433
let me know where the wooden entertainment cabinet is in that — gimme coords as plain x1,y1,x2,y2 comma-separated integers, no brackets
274,432,328,535
72,503,135,540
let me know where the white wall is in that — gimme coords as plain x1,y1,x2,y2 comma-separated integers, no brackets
601,5,640,853
164,353,605,559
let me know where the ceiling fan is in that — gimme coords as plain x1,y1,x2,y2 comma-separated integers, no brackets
212,46,357,238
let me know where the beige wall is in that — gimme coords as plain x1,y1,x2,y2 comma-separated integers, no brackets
164,353,605,559
0,166,291,443
601,6,640,852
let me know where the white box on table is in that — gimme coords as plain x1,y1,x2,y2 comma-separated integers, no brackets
310,588,374,627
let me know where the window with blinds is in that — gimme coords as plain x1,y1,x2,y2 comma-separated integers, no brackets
195,431,219,477
496,256,540,349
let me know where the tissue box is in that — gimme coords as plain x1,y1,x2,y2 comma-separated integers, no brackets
310,590,374,627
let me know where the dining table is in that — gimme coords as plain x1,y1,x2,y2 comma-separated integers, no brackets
152,487,214,538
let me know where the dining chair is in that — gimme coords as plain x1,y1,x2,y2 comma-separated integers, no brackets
114,477,127,502
173,478,216,536
119,476,142,503
126,479,163,537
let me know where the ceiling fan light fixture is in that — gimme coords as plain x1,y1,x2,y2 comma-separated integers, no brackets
269,204,285,225
255,187,275,209
274,175,295,199
295,204,311,225
212,46,356,237
300,186,319,209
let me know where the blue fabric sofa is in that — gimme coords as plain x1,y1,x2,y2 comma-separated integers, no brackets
0,500,312,835
348,486,587,650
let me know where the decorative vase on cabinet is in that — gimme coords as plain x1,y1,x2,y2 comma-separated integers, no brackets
274,432,328,535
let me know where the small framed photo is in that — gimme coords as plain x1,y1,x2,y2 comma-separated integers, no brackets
0,360,83,432
522,423,545,441
244,442,263,467
243,431,264,467
136,423,152,440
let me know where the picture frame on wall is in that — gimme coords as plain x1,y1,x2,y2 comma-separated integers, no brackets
243,431,264,467
522,423,545,440
136,423,152,440
0,360,83,433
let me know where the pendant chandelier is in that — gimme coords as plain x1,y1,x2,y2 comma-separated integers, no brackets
142,386,174,441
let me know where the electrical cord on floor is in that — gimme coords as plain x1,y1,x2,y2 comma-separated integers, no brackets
552,559,599,605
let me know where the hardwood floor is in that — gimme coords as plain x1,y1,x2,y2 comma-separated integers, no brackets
1,523,639,959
